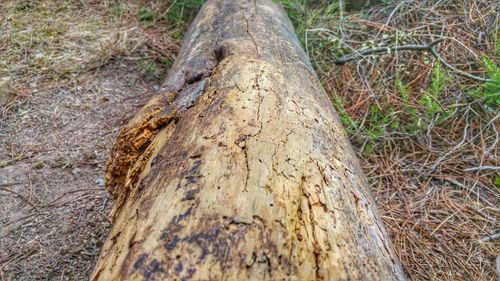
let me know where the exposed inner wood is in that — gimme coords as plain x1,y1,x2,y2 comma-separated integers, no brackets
93,0,406,280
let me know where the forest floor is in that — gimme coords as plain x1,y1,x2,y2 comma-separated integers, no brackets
0,1,172,279
0,0,498,280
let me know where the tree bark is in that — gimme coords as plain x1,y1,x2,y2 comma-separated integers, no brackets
92,0,406,280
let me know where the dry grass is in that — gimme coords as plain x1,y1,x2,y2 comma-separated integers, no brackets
0,0,179,111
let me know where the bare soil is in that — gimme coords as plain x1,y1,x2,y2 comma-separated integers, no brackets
0,1,173,279
0,63,159,280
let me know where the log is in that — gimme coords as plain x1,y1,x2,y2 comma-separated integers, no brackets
92,0,406,280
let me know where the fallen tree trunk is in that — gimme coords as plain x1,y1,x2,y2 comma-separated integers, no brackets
92,0,406,280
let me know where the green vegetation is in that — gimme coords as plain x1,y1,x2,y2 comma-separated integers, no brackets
288,3,499,277
4,0,497,143
332,95,357,132
165,0,204,24
136,6,155,21
276,0,307,37
109,3,128,17
419,60,448,123
137,59,161,77
469,56,500,107
288,1,498,155
395,73,420,133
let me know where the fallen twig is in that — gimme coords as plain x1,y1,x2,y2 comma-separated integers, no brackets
0,181,29,188
479,232,500,243
496,256,500,281
335,38,492,83
0,186,34,207
35,188,106,208
464,165,500,172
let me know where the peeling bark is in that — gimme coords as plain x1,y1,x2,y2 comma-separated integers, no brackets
93,0,406,280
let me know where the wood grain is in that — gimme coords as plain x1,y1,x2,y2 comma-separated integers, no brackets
92,0,406,280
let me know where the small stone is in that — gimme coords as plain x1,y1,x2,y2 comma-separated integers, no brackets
153,84,161,93
95,178,105,187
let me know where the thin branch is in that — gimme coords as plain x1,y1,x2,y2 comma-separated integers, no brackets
0,181,28,188
464,165,500,172
428,47,490,83
0,187,34,206
335,38,492,83
479,232,500,243
496,256,500,281
335,39,443,64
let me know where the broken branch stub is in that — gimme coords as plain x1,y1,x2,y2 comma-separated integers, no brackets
93,0,407,280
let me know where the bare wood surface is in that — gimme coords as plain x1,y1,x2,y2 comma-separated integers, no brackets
92,0,406,280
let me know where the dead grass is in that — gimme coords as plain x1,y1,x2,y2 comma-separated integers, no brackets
0,0,179,111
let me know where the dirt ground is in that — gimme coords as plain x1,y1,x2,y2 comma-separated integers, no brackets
0,1,172,280
0,65,157,280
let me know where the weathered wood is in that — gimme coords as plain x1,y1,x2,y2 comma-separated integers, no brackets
92,0,406,280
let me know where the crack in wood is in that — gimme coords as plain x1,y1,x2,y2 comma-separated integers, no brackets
243,12,259,56
94,0,407,279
